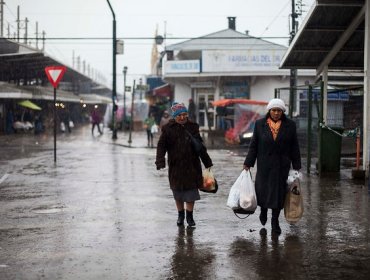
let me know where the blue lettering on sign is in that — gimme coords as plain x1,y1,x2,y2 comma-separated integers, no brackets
170,62,199,71
260,55,271,63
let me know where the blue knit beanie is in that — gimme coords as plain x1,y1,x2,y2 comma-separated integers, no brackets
171,102,188,118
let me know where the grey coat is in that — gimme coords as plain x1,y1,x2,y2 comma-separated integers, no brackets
244,115,301,209
155,119,213,191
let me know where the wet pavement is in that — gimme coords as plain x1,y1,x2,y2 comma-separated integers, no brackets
0,126,370,280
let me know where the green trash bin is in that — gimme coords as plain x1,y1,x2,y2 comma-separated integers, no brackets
320,126,343,172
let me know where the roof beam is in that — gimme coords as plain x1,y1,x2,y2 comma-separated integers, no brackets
316,4,366,77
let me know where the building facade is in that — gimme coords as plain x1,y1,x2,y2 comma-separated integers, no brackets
161,17,315,130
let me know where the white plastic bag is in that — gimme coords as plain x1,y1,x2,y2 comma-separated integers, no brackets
202,168,216,191
287,169,301,185
227,170,257,213
227,171,244,209
151,124,159,134
60,122,66,132
239,170,257,211
69,120,74,128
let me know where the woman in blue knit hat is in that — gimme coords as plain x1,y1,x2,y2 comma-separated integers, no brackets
155,102,213,227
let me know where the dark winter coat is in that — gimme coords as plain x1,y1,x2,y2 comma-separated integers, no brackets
244,115,301,209
155,119,213,191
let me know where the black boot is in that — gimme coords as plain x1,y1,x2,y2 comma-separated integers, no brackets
177,210,185,226
259,207,267,226
186,210,196,227
271,209,282,235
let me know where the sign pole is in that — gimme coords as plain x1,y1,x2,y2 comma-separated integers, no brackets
53,87,57,162
44,65,66,163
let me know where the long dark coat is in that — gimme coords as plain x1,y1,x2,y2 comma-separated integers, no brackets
244,115,301,209
155,119,213,191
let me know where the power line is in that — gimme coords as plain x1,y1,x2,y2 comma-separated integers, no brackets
5,36,290,40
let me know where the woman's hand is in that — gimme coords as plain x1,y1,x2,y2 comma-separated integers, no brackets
243,165,249,171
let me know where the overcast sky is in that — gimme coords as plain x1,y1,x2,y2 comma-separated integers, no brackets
4,0,314,93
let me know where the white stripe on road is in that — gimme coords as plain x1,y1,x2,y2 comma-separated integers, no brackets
0,173,9,185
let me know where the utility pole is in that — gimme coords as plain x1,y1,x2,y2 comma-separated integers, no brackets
289,0,298,118
16,6,20,41
123,66,128,130
35,21,39,49
106,0,117,140
24,17,28,44
0,0,5,37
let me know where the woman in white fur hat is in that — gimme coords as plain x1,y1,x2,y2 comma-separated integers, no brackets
243,98,301,235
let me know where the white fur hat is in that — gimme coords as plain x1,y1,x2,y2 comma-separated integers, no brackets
266,98,286,112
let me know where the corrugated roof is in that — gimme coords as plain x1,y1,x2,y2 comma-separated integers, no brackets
280,0,365,72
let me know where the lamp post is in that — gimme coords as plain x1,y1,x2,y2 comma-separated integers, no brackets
106,0,117,139
123,66,128,130
139,78,143,100
128,79,136,145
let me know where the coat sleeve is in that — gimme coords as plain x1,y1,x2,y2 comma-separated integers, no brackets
290,121,302,170
193,124,213,168
198,135,213,169
243,121,259,167
155,128,167,169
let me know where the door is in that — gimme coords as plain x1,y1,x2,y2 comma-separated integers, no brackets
197,92,215,130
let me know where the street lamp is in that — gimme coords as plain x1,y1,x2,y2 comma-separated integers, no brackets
139,78,143,100
128,79,136,145
106,0,117,139
123,66,128,130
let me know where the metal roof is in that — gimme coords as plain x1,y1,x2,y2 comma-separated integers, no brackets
0,38,112,99
280,0,365,74
166,29,287,52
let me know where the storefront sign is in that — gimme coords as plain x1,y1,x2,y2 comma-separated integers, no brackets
164,60,200,74
202,50,286,72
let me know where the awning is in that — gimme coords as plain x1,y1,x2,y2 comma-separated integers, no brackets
153,83,172,97
212,98,268,107
18,100,42,110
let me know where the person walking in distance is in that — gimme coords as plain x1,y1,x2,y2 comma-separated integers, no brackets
156,102,213,227
243,98,301,235
91,106,103,136
188,98,197,122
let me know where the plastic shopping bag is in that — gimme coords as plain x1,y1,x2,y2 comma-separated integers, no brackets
151,124,159,134
239,170,257,212
60,122,66,132
284,177,304,224
226,171,244,209
200,168,217,193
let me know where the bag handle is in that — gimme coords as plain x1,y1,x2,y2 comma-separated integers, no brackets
233,212,251,219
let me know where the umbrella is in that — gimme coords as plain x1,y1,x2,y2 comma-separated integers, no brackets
18,100,42,110
212,98,268,107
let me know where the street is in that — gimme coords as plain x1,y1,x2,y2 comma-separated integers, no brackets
0,126,370,280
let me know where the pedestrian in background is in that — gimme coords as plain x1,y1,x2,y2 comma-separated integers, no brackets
144,113,156,147
155,102,213,227
188,98,196,122
91,106,103,136
243,98,301,235
159,110,170,132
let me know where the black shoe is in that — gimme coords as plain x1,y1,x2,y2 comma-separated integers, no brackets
271,219,282,235
177,210,185,226
186,210,196,227
259,208,267,226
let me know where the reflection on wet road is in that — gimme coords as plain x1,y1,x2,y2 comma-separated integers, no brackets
0,128,369,279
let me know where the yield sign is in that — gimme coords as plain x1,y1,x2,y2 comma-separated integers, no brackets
45,66,67,88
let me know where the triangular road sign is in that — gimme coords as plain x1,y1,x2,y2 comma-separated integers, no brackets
45,66,67,88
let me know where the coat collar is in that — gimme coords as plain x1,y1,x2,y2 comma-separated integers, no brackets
263,116,287,144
